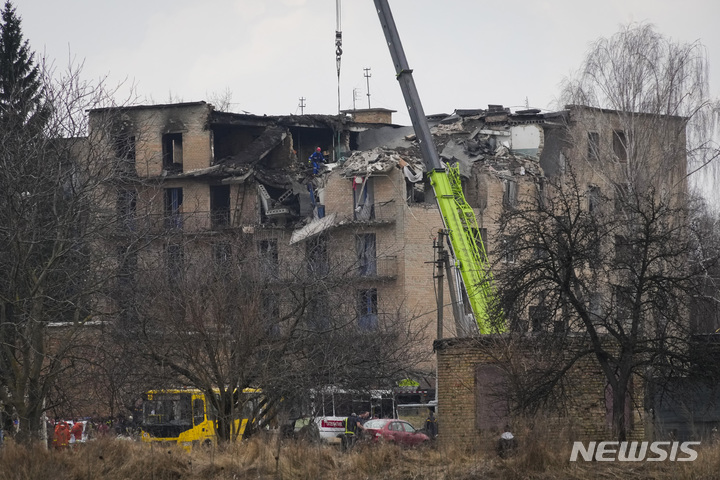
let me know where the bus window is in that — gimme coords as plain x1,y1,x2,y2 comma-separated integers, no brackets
193,398,205,426
143,394,192,426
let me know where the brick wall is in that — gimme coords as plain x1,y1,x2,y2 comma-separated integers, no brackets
114,103,213,177
435,336,646,449
346,109,395,124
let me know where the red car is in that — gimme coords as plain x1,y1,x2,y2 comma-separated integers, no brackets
362,419,430,446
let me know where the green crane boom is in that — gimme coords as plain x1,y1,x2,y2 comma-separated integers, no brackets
373,0,501,334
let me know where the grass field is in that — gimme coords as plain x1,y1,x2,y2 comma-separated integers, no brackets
2,432,720,480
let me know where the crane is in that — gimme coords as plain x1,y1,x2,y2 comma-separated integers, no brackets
372,0,502,335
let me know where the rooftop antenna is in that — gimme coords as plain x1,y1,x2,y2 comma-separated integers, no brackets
335,0,343,114
364,67,372,108
299,97,306,115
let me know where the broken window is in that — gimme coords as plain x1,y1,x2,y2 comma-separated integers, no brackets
587,132,600,161
165,243,184,281
614,235,633,265
406,174,433,204
502,179,517,208
162,132,183,171
356,233,377,276
164,187,183,230
117,188,137,231
613,130,627,163
614,184,629,213
262,292,281,336
210,185,231,228
357,288,378,330
529,304,550,332
258,239,279,277
306,234,329,276
307,293,330,331
502,237,515,264
353,177,375,221
588,185,600,213
114,132,136,161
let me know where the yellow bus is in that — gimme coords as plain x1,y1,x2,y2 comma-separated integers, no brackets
140,387,262,449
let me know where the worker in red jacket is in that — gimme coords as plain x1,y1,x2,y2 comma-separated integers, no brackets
53,421,70,450
71,420,84,444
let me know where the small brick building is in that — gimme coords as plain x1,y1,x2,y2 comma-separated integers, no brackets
435,335,646,449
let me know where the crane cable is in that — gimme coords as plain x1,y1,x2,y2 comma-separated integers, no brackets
335,0,342,114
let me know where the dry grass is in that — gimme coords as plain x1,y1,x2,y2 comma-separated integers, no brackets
3,433,720,480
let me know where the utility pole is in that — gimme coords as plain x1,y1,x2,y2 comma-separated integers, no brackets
363,67,372,108
434,234,445,340
298,97,306,115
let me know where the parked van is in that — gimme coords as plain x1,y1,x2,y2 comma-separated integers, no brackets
284,416,345,444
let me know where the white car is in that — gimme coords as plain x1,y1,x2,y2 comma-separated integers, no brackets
286,416,346,444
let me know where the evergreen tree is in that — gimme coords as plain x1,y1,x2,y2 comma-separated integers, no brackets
0,0,46,130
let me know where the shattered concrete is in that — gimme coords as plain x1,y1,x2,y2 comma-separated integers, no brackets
340,147,425,178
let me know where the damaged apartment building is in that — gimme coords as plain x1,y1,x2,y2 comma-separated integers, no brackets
89,101,555,395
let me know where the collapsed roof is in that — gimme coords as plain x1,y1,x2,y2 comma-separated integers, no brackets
342,105,548,181
163,105,550,231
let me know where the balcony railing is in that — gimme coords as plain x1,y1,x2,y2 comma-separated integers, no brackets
352,201,396,223
113,211,244,235
113,200,397,236
353,256,398,279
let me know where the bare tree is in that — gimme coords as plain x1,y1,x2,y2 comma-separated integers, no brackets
119,230,427,443
494,24,719,441
0,57,141,441
561,23,719,202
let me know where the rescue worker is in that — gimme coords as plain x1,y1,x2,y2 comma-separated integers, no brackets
359,411,370,425
342,412,363,451
71,419,84,445
308,147,325,175
53,421,70,450
424,408,437,439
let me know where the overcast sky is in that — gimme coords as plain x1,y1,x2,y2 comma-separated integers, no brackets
21,0,720,126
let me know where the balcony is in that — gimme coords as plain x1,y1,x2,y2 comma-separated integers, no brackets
353,256,398,280
113,211,246,235
351,201,396,224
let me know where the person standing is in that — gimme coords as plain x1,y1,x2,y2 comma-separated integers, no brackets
308,147,325,175
71,420,84,445
424,409,438,439
54,421,70,450
342,413,362,451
